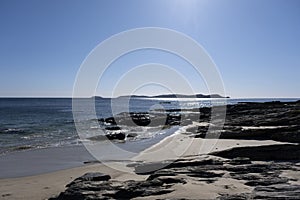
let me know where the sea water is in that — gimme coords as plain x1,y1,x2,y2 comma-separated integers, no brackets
0,97,298,154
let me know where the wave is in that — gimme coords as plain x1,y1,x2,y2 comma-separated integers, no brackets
0,128,27,134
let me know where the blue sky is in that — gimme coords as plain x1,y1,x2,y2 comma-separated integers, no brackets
0,0,299,97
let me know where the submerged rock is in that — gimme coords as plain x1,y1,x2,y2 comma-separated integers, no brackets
88,132,126,141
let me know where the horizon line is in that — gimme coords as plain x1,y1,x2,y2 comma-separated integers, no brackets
0,96,299,99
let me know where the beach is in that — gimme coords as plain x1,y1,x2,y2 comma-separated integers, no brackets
0,137,289,200
1,100,300,199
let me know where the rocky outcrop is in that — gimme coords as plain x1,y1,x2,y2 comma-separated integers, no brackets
99,112,183,128
218,184,300,200
51,155,300,199
211,144,300,161
96,100,300,142
189,101,300,143
51,173,183,199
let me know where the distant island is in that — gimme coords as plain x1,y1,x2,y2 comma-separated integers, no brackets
94,94,229,99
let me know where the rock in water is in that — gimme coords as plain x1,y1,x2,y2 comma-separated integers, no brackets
88,132,126,141
106,132,126,140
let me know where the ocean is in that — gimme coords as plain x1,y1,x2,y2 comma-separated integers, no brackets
0,97,298,155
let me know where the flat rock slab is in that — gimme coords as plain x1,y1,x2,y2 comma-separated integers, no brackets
74,172,111,182
211,144,300,161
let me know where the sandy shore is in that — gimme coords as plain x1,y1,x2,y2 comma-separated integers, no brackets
132,122,288,162
0,162,144,200
0,124,287,200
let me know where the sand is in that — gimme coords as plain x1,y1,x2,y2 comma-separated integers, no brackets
0,162,149,200
132,123,288,162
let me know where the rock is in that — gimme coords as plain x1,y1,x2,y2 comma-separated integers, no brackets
245,177,289,186
105,132,126,140
105,126,121,131
134,158,224,175
254,184,300,199
158,177,187,184
147,170,177,180
100,111,188,128
229,173,261,181
53,176,176,200
211,144,300,161
228,157,251,165
52,155,300,200
98,118,105,122
88,132,126,141
188,170,224,179
73,172,111,182
105,117,116,125
186,167,224,179
225,163,271,174
131,116,151,126
83,160,101,164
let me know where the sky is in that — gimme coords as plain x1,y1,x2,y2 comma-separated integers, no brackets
0,0,299,98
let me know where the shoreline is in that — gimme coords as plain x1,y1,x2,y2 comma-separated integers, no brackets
0,126,179,179
0,134,288,199
132,122,289,162
0,162,140,200
1,100,299,199
0,121,287,179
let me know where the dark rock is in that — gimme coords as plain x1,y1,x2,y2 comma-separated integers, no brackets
187,168,224,178
254,184,300,199
225,163,271,174
105,132,126,140
245,177,289,186
228,157,251,165
74,172,111,182
157,177,186,184
65,173,111,188
211,144,300,161
147,170,177,180
98,118,105,122
83,160,101,164
105,126,121,131
134,158,224,174
229,173,261,181
131,116,151,126
105,117,116,125
88,132,126,141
